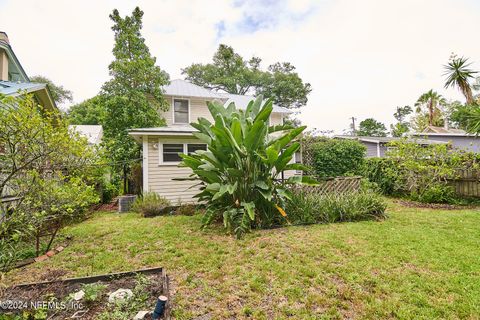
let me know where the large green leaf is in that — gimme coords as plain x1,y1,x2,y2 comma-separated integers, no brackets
275,143,300,172
283,163,310,172
241,201,256,220
254,99,273,123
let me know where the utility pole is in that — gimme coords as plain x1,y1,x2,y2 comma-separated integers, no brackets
350,117,357,136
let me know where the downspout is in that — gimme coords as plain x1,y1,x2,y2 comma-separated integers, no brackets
376,142,381,157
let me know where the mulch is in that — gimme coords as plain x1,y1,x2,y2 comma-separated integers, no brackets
0,270,166,319
393,199,478,210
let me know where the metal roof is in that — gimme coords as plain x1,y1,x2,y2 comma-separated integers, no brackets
162,79,223,99
129,125,197,134
0,81,46,96
411,126,473,137
218,92,292,114
69,125,103,145
162,79,292,114
334,135,448,145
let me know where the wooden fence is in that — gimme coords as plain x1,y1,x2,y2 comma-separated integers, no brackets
290,176,362,196
448,169,480,198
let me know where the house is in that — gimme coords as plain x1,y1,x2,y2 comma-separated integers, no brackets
69,125,103,146
411,126,480,153
0,31,56,111
334,135,448,157
129,79,298,203
1,31,57,210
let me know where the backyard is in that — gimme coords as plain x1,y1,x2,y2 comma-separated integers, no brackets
4,200,480,319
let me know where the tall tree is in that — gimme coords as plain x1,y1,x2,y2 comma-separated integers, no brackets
67,95,106,125
182,44,311,109
30,75,73,105
390,106,412,137
357,118,388,137
443,54,478,105
101,7,170,174
414,90,446,126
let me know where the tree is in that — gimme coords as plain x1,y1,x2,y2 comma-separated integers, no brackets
30,75,73,105
391,106,413,137
357,118,388,137
67,95,106,125
178,97,316,238
443,54,478,105
101,7,170,182
0,93,98,270
414,90,446,127
182,44,311,109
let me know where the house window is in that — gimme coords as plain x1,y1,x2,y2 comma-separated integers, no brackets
162,144,184,163
173,99,189,123
160,143,207,164
187,144,207,155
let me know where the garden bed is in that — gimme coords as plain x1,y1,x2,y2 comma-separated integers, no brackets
393,198,479,210
0,267,170,319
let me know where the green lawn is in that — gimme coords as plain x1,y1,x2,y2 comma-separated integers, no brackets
5,201,480,319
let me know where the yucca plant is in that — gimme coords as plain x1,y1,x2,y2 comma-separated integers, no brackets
177,96,317,238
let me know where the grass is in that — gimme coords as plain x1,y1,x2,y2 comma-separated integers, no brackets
4,201,480,319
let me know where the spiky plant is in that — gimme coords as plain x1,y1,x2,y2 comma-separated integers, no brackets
443,55,478,105
177,96,317,238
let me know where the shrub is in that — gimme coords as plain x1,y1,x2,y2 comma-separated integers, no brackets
131,192,171,217
411,184,457,204
362,157,401,195
285,190,387,224
175,204,198,216
178,96,317,238
101,181,119,203
310,139,366,178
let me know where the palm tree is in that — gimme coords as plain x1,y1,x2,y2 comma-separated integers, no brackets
443,55,478,105
415,90,446,126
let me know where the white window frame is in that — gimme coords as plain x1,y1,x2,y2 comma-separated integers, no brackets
172,98,190,124
159,141,207,166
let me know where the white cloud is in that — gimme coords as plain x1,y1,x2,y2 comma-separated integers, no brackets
0,0,479,132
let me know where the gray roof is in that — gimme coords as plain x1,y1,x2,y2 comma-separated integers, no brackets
69,125,103,145
411,126,473,137
219,92,292,114
334,135,448,145
0,81,46,96
162,79,222,99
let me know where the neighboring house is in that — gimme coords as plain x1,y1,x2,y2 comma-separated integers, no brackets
129,79,297,203
411,126,480,153
69,125,103,146
334,135,448,158
0,31,57,209
0,31,56,111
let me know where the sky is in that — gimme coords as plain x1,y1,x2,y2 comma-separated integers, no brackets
1,0,479,134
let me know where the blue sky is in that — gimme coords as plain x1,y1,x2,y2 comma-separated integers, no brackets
0,0,479,133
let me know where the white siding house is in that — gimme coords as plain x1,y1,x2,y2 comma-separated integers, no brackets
129,79,299,203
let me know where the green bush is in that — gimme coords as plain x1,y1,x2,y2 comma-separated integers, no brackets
310,139,366,178
285,190,387,224
411,184,457,204
131,192,171,217
362,157,401,195
178,96,317,238
101,181,119,203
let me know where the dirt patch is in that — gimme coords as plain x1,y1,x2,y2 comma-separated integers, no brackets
0,269,167,319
